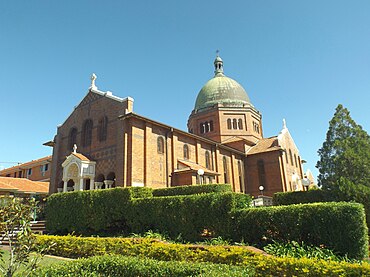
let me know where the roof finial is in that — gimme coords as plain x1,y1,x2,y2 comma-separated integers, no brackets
73,144,77,154
283,118,287,129
90,73,97,90
214,50,224,76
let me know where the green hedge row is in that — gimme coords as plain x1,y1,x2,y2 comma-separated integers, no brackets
152,184,232,197
46,187,151,235
230,202,369,259
273,185,370,230
35,236,370,276
46,188,251,240
32,254,252,277
128,192,250,240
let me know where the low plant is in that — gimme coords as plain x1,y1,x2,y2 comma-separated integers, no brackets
264,241,354,262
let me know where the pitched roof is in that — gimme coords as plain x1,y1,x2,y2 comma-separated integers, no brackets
0,156,52,174
0,177,49,194
176,159,219,175
72,153,90,161
247,137,282,155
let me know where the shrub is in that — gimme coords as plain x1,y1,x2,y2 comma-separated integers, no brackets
230,202,369,259
273,184,370,230
152,184,232,197
35,235,258,262
32,254,253,277
263,241,353,262
126,192,251,240
35,235,370,276
45,187,152,235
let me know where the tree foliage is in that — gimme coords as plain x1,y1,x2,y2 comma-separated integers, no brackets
316,104,370,190
0,197,51,277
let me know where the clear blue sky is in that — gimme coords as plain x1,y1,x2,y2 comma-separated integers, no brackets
1,1,369,179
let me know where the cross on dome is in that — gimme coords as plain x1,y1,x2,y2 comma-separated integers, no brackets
90,73,97,90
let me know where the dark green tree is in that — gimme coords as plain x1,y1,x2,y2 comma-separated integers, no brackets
316,104,370,190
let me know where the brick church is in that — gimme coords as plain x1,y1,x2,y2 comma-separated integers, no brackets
48,55,306,197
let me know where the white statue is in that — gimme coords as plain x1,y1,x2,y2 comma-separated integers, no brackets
90,73,97,89
73,144,77,154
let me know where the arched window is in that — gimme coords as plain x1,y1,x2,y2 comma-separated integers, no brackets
294,154,298,167
257,160,266,188
183,144,189,160
289,149,293,165
205,151,211,169
205,121,209,132
200,123,204,134
210,121,214,131
232,119,237,129
68,127,78,151
223,156,229,183
97,116,108,142
238,119,243,130
238,160,244,192
81,119,93,147
227,119,232,129
157,137,164,154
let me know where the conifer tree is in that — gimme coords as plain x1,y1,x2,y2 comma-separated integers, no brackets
316,104,370,190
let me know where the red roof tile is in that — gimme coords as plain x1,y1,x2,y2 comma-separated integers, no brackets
247,137,281,155
0,177,49,194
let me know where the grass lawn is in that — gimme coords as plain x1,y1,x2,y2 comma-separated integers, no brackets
0,247,67,276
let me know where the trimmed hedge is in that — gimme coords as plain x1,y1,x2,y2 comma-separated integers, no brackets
152,184,232,197
230,202,369,259
32,255,252,277
45,187,152,235
273,186,370,230
127,192,251,240
46,188,251,239
35,235,370,276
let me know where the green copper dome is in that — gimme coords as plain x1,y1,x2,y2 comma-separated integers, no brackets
194,55,251,111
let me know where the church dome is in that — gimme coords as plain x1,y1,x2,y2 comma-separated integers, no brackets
194,55,251,111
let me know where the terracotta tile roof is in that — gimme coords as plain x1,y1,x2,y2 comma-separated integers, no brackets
0,156,52,173
0,177,49,194
176,160,219,175
247,137,282,155
72,153,90,161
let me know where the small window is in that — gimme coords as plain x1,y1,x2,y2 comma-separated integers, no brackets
294,154,298,167
223,156,229,183
210,121,214,131
82,119,93,147
227,119,232,129
205,151,211,169
285,149,289,163
238,119,243,130
44,163,49,171
289,149,294,165
18,171,22,178
157,137,164,154
68,127,78,151
98,116,108,142
232,119,237,129
238,160,244,192
28,168,32,176
200,123,204,134
183,144,189,160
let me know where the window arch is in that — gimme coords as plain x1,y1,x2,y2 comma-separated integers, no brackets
205,151,211,170
238,119,243,130
257,160,266,188
200,123,205,134
81,119,93,147
68,127,78,151
157,137,164,154
183,144,189,160
227,119,232,129
223,156,229,183
97,116,108,142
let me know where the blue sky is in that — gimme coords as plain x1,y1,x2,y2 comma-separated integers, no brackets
1,1,369,179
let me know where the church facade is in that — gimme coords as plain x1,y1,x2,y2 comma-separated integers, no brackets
49,55,306,197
